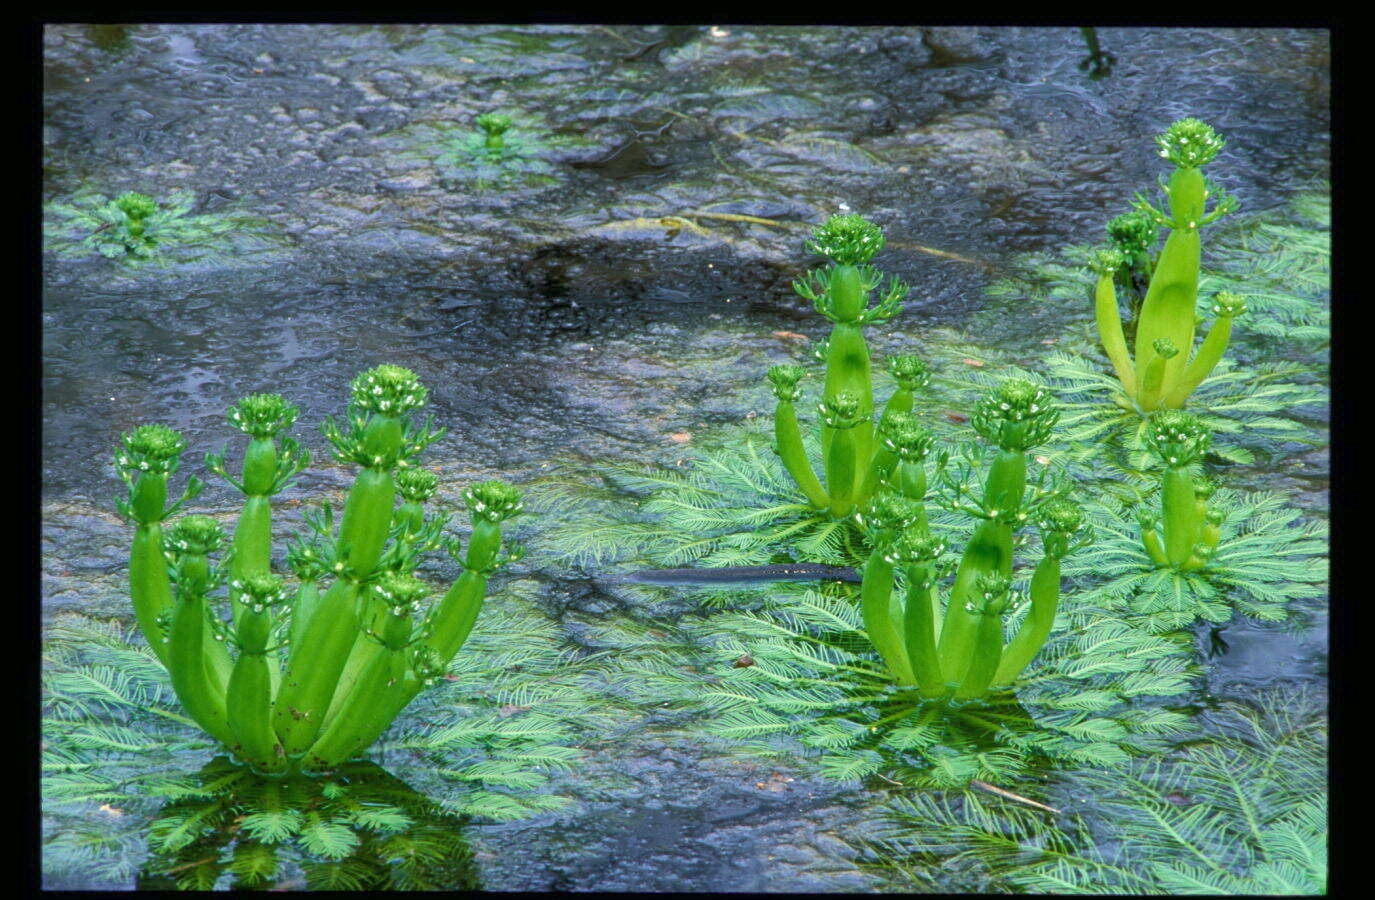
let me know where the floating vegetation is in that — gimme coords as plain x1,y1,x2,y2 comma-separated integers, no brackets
1069,487,1327,633
390,111,571,190
863,689,1326,894
43,189,281,265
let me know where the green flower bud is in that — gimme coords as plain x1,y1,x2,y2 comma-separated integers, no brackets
1106,209,1159,258
375,572,428,614
1211,291,1247,318
350,365,429,416
967,572,1013,615
1194,477,1217,502
881,529,946,566
878,411,935,462
227,393,298,439
396,467,440,503
1039,500,1085,536
857,493,924,536
818,391,863,429
1152,337,1179,359
233,573,289,609
970,379,1058,451
766,364,806,402
887,354,930,392
1156,118,1226,169
805,213,885,266
1089,246,1127,276
410,644,447,686
166,515,225,556
285,540,328,581
116,424,187,477
464,480,523,524
1144,410,1211,467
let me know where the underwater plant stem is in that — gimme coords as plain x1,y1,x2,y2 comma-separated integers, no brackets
225,643,285,773
860,555,915,685
129,523,174,665
1094,270,1137,399
953,601,1006,700
825,427,859,516
774,398,829,509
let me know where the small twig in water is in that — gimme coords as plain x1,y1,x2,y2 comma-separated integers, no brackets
970,779,1062,814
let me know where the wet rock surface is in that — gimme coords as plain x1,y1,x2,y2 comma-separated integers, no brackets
42,24,1328,891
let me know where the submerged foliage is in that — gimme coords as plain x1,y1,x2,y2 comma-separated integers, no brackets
43,189,280,265
605,582,1193,790
42,582,602,888
864,689,1326,894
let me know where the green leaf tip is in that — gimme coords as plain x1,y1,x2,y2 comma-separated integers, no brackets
971,379,1058,451
766,364,807,401
1156,118,1226,169
464,480,523,524
806,213,885,267
396,467,440,503
1107,209,1159,257
818,391,863,428
227,393,298,438
1144,409,1211,467
879,411,936,461
166,515,225,556
114,191,158,220
117,424,188,476
1211,290,1247,318
887,354,930,392
350,365,429,416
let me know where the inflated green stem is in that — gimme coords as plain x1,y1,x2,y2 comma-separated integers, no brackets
860,355,928,501
164,516,235,748
1132,119,1234,408
1163,291,1247,408
953,573,1013,700
1143,410,1211,570
766,365,828,509
891,532,947,698
855,495,926,685
1137,337,1179,412
819,393,864,516
1091,248,1136,398
992,501,1084,686
225,574,289,773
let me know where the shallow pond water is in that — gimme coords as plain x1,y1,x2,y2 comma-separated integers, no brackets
42,24,1328,892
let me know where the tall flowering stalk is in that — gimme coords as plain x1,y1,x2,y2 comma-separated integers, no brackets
113,366,524,775
773,214,928,518
1092,118,1244,411
855,379,1086,700
1138,410,1221,573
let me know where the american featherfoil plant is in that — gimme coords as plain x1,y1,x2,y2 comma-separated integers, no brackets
1092,118,1241,413
110,365,527,775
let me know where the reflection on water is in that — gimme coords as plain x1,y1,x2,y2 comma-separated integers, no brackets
135,757,480,891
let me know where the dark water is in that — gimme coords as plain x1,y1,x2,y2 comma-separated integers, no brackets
42,24,1329,891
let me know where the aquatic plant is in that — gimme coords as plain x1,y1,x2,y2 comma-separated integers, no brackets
43,188,279,265
855,379,1084,702
112,366,526,775
863,689,1326,894
1093,118,1241,412
415,111,560,188
42,589,593,888
773,213,920,518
